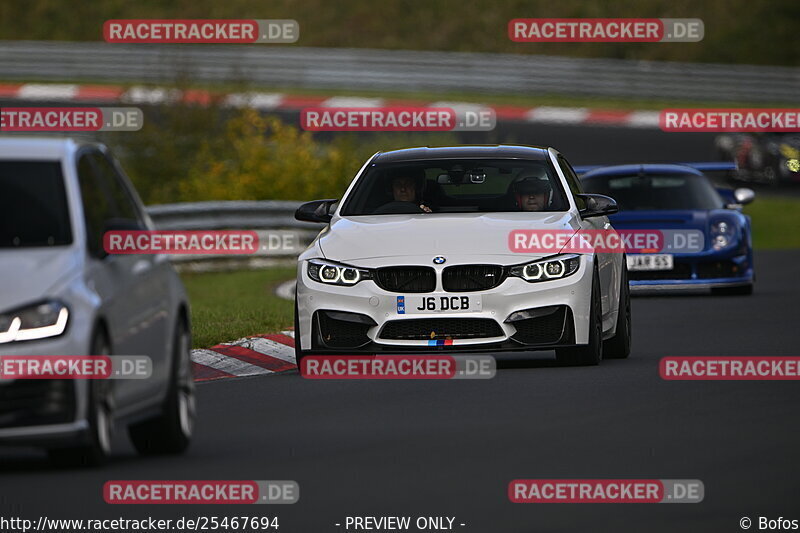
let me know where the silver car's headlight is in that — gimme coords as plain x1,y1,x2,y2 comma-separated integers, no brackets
307,259,372,286
508,254,581,283
0,301,69,344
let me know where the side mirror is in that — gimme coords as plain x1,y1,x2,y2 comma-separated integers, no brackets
576,194,619,218
295,199,338,224
733,187,755,206
718,187,755,209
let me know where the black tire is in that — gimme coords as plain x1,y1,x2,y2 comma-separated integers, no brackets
556,267,602,366
48,331,113,467
294,297,308,371
712,283,754,296
128,316,195,455
603,264,632,359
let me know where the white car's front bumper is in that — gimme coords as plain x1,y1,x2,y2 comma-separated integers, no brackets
296,254,594,353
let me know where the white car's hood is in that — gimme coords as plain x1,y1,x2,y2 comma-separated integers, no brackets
0,248,82,311
319,212,581,261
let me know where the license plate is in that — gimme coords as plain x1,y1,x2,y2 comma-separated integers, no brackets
627,254,674,271
397,295,482,314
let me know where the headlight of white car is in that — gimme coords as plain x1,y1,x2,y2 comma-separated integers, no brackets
307,259,373,286
0,300,69,344
508,254,581,283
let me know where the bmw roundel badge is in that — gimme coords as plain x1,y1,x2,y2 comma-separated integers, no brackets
433,256,446,265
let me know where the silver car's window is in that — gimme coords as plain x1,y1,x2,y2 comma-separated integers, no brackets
0,161,72,248
77,154,109,257
341,159,569,215
78,150,147,257
88,152,143,224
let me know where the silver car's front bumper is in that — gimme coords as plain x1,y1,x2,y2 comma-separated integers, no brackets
0,335,91,445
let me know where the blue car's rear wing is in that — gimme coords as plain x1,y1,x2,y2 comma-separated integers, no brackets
571,165,603,175
573,161,738,176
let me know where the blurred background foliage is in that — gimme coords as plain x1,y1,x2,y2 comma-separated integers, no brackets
1,0,798,66
102,106,458,204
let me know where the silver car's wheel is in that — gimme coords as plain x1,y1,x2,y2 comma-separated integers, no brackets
128,316,195,454
94,383,113,456
48,332,114,466
176,325,196,438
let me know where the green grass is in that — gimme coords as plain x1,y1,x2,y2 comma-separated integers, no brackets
181,267,295,348
745,197,800,250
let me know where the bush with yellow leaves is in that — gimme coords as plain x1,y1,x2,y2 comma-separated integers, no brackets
108,105,459,204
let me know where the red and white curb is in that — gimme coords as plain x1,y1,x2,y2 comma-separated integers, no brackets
0,82,661,128
191,330,296,382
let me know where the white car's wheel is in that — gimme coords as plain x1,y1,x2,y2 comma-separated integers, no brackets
556,267,602,366
603,265,631,359
294,297,309,370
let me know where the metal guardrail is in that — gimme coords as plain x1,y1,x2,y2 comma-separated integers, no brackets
1,40,799,103
147,200,312,230
146,200,322,265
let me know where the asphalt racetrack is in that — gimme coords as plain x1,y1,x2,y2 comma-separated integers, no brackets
1,121,798,532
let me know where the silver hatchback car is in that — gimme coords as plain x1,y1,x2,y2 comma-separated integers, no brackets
0,137,195,465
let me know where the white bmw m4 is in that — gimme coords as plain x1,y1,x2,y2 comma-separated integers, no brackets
294,145,631,366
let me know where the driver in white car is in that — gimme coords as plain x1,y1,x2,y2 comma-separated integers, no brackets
375,169,433,213
512,173,553,212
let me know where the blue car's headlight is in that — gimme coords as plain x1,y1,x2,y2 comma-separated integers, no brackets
711,219,737,251
711,221,730,235
508,254,581,283
0,301,69,344
307,259,372,286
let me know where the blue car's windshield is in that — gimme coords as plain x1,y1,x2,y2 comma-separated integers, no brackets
582,173,725,211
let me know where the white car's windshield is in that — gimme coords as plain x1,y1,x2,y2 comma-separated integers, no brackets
0,161,72,248
340,159,570,215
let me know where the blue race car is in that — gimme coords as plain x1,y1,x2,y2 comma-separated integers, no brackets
575,163,755,295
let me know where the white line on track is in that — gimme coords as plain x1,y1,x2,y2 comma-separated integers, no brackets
191,348,274,377
234,337,296,364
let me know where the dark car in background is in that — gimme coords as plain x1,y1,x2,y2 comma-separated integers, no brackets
578,163,755,295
